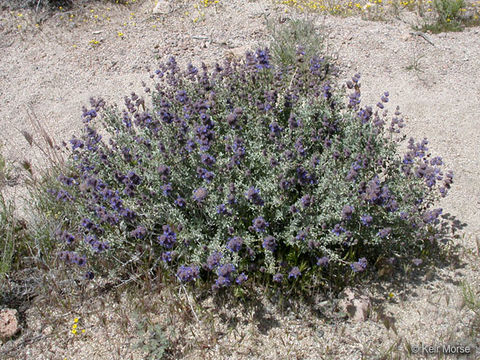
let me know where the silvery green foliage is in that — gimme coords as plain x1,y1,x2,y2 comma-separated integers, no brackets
133,316,170,360
42,48,453,291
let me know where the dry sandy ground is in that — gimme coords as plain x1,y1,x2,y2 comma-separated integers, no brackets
0,0,479,359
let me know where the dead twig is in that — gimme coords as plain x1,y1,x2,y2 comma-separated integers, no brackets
179,283,200,323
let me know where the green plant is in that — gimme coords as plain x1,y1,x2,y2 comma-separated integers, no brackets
133,314,171,360
267,18,333,74
419,0,466,32
461,281,480,336
0,150,31,282
434,0,464,21
0,149,11,188
0,192,16,280
34,38,455,299
0,0,73,11
405,42,425,72
0,195,35,283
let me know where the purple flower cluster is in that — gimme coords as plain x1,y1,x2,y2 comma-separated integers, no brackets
245,187,264,206
56,230,75,244
317,256,329,267
213,263,236,288
59,251,86,266
251,48,271,71
341,205,354,220
177,265,200,282
301,194,313,208
197,167,215,183
157,225,177,249
175,196,186,207
162,251,173,263
361,214,373,226
422,208,443,224
227,236,243,252
206,251,222,270
295,230,307,242
377,227,392,239
130,226,147,239
288,267,301,279
262,235,277,252
252,217,268,232
350,257,367,272
332,224,345,236
192,187,208,203
84,235,109,252
235,272,248,285
273,273,283,282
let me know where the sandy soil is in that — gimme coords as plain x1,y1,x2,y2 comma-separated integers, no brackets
0,0,479,359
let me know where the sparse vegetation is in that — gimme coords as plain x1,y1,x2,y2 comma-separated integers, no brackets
133,313,172,360
418,0,472,32
0,150,31,283
268,18,331,72
461,281,480,337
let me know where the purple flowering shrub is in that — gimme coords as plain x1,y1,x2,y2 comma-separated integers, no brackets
40,47,454,292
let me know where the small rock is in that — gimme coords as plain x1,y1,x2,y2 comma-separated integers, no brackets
153,0,170,15
0,309,20,340
338,287,371,322
225,46,248,61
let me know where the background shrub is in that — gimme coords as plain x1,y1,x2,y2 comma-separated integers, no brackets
0,0,72,11
36,47,453,294
419,0,468,32
268,18,332,74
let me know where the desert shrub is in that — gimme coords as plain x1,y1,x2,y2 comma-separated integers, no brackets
419,0,468,32
0,0,73,11
36,48,453,293
268,18,331,74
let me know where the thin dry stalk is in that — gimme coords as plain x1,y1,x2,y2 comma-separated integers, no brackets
26,106,65,167
16,105,66,182
179,283,200,323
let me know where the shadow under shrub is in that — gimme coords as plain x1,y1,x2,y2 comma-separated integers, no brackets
36,48,455,295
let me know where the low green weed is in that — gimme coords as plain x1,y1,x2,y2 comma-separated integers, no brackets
461,280,480,337
0,150,31,283
267,18,332,74
133,313,171,360
419,0,466,32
